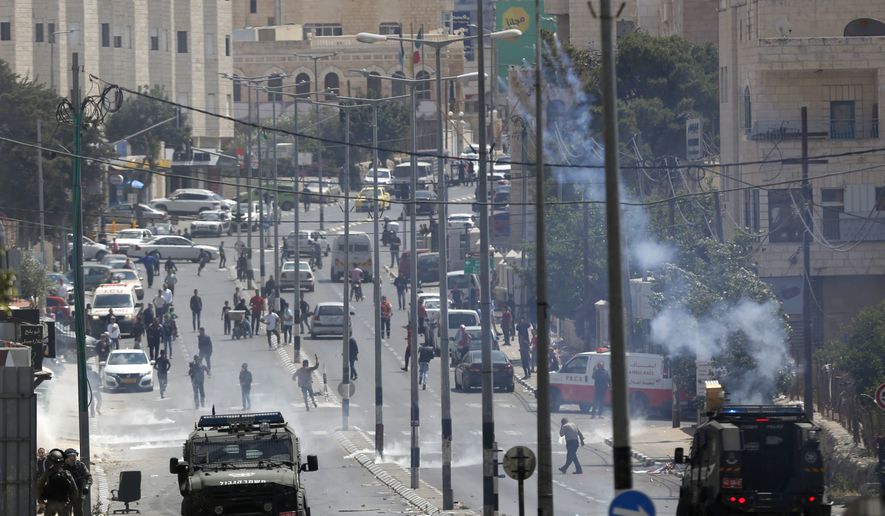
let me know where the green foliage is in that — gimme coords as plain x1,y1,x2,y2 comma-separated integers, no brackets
818,300,885,396
105,85,191,157
0,59,106,239
17,250,47,301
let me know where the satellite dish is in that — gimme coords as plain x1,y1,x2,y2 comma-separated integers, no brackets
774,17,792,38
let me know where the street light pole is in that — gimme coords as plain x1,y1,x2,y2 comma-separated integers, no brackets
408,82,420,490
272,91,281,310
246,83,254,289
342,100,351,431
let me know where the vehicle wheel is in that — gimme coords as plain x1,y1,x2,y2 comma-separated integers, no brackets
281,201,294,211
630,392,650,417
506,382,515,393
94,250,107,262
550,388,562,412
579,403,592,413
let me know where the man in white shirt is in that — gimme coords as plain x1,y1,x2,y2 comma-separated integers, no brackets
262,310,280,349
162,286,174,307
152,290,167,319
107,316,121,350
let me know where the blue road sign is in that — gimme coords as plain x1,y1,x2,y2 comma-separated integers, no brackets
609,490,656,516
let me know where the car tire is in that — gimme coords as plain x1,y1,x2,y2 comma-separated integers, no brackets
94,250,107,262
506,382,515,393
281,201,294,211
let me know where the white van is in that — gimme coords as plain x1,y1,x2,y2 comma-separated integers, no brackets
88,283,139,336
549,351,674,415
331,232,373,283
392,161,434,199
447,270,480,306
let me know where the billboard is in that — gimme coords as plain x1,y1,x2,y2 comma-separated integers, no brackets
495,0,554,82
452,11,474,61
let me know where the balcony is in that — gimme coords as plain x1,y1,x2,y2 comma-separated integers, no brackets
747,117,878,142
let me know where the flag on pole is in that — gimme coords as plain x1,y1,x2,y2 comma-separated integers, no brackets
415,25,424,49
398,36,405,71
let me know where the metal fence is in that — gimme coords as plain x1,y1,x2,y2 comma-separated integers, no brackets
812,361,885,451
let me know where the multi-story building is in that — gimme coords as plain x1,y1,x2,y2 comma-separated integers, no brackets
719,0,885,346
0,0,233,148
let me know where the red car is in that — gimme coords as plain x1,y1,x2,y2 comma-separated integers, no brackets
46,295,72,322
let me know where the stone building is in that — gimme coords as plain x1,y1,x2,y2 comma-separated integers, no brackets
719,0,885,346
0,0,234,147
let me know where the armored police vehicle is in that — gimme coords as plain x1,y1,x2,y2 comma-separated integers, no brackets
675,401,831,516
170,411,318,516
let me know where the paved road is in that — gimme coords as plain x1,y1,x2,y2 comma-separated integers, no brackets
52,184,681,515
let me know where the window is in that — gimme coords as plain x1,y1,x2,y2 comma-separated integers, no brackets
295,73,310,98
379,22,401,35
367,72,381,99
821,188,844,240
226,94,232,117
303,23,343,38
47,23,55,42
743,188,760,233
233,79,242,102
324,73,340,100
250,0,257,14
114,35,122,48
391,71,405,96
767,189,807,243
205,32,216,56
0,22,9,41
101,23,110,47
560,356,588,374
177,30,188,53
877,187,885,211
267,74,283,102
741,86,752,129
719,66,728,103
416,70,431,100
35,23,44,43
150,28,159,51
830,101,855,139
224,35,230,56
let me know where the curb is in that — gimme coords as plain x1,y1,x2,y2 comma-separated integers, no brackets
334,431,444,516
515,373,537,395
603,438,656,467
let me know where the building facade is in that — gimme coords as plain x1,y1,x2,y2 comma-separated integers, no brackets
719,0,885,346
0,0,233,147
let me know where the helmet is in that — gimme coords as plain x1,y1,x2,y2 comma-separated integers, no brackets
48,449,65,464
63,448,78,458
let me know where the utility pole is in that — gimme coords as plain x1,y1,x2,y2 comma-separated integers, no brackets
272,94,280,310
37,120,46,265
801,106,814,421
534,1,553,513
600,0,633,492
293,99,302,354
371,102,384,460
342,101,352,431
258,99,266,288
409,83,421,490
477,0,498,512
246,84,254,290
70,52,93,516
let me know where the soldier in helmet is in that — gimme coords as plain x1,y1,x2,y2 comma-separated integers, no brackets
62,448,92,516
37,448,78,516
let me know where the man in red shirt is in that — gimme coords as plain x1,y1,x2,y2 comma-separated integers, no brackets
249,290,265,335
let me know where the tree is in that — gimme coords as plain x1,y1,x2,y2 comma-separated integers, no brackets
0,59,106,245
17,250,48,302
104,85,191,201
818,300,885,396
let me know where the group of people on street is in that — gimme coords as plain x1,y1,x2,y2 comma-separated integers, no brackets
35,447,92,516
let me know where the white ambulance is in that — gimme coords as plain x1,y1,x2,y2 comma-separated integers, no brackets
87,283,140,337
549,350,674,416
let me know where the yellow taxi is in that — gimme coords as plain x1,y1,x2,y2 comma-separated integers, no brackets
354,187,391,212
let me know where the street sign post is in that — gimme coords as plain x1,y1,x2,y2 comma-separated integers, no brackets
609,490,656,516
875,383,885,411
464,256,494,275
502,446,536,516
337,381,355,398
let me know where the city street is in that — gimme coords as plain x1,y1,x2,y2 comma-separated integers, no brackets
37,183,683,515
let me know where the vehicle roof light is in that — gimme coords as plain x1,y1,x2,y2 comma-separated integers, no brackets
197,411,285,428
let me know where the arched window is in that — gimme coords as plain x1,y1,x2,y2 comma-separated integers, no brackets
367,72,382,99
416,70,431,101
742,86,752,129
392,71,406,97
267,73,283,102
324,72,340,100
295,73,310,99
844,18,885,37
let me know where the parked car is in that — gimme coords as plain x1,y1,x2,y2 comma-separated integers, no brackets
280,260,315,292
302,180,341,204
69,235,109,261
365,168,393,192
109,268,145,300
100,349,154,391
66,264,113,292
147,222,175,235
128,236,217,262
454,350,514,392
100,254,136,270
46,295,72,322
416,252,439,286
447,213,476,229
107,203,168,223
190,210,231,237
149,189,234,215
354,187,391,212
310,302,350,338
109,228,154,254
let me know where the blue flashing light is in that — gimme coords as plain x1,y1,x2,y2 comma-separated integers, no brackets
719,405,804,415
198,411,285,428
